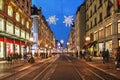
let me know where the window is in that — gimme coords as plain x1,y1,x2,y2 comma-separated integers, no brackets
26,32,29,40
99,0,102,5
22,18,25,25
106,25,112,37
99,13,102,22
90,21,92,28
94,5,96,13
15,26,20,36
90,10,92,17
118,22,120,33
8,6,13,17
6,22,13,34
26,21,29,29
94,18,97,26
99,29,104,39
16,12,20,22
0,18,4,31
0,0,4,10
21,30,25,38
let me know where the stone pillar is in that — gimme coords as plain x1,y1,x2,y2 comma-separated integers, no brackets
112,18,118,58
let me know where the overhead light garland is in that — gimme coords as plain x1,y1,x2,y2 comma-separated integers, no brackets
63,15,73,27
47,15,58,25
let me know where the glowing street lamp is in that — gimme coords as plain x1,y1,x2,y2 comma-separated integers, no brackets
60,39,64,44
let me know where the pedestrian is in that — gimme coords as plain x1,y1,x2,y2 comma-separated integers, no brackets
115,47,120,70
23,53,27,63
102,48,106,64
106,49,110,63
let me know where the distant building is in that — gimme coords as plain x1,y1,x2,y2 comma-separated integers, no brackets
31,5,55,56
0,0,32,60
75,3,86,50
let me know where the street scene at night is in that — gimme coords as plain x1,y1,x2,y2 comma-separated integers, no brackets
0,0,120,80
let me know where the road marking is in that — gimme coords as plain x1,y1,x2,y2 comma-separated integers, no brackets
87,63,120,79
74,66,85,80
33,58,58,80
15,58,57,80
87,69,105,80
65,56,72,62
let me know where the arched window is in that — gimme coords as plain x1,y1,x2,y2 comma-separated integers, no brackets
16,12,20,22
26,21,29,29
0,0,4,10
22,18,25,25
8,6,13,17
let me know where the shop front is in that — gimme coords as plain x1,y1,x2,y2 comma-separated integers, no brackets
0,37,4,59
6,39,13,57
21,42,25,56
105,40,112,56
15,41,20,55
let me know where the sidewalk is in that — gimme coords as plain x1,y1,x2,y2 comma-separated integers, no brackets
0,56,54,78
0,57,43,78
86,57,120,79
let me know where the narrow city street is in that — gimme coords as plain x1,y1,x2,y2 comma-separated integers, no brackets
0,54,120,80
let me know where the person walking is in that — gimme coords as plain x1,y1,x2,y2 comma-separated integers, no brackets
115,47,120,70
102,48,106,64
106,49,110,63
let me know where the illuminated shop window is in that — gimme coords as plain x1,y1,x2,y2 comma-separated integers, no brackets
0,0,4,10
16,12,20,22
118,22,120,33
15,26,20,36
0,18,4,31
8,6,13,17
21,30,25,38
6,22,13,34
26,21,29,29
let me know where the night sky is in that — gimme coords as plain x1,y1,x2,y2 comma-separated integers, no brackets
32,0,85,46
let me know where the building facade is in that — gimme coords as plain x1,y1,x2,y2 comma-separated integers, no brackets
0,0,32,60
75,3,86,51
85,0,120,57
31,5,55,57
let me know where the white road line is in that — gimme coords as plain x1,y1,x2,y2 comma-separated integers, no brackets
65,56,71,63
16,58,56,80
87,63,120,79
33,58,58,80
74,66,85,80
87,69,105,80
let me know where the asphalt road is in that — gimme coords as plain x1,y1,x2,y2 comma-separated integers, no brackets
0,54,120,80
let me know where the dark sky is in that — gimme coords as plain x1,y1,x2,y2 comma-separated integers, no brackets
32,0,85,46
